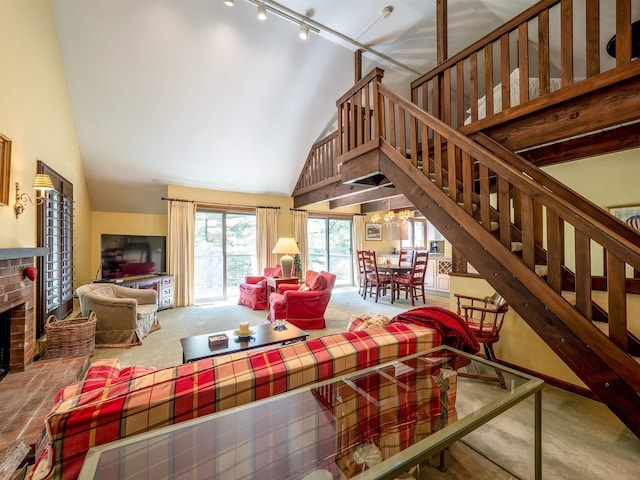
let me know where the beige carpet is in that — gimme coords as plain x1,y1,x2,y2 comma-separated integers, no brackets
89,287,640,479
91,286,448,369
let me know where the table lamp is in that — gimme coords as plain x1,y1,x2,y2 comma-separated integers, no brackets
272,237,300,278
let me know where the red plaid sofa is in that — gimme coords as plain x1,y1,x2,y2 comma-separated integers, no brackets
31,323,455,480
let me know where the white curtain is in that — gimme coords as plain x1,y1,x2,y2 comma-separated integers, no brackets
256,207,279,273
352,215,366,287
168,200,196,307
293,210,309,275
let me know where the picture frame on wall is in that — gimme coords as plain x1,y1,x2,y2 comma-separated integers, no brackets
609,204,640,232
0,133,11,207
365,223,382,241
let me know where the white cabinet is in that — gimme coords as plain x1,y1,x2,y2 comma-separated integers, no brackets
427,222,444,241
424,257,451,293
424,258,437,289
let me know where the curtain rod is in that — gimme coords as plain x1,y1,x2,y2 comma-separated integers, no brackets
161,197,280,210
290,208,364,218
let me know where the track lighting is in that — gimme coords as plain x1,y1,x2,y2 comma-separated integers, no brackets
299,23,309,40
257,2,266,20
224,0,234,6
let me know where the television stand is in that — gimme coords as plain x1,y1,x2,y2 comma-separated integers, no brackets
94,274,174,310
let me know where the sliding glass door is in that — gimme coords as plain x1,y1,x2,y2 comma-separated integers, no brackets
307,217,353,286
194,210,256,302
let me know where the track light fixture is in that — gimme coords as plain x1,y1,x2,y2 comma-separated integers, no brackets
299,23,309,40
224,0,418,75
257,2,267,20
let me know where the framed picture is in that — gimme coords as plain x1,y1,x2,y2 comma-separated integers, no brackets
0,133,10,206
609,205,640,232
365,222,382,241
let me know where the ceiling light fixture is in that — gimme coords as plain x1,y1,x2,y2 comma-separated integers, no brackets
257,1,267,20
224,0,234,6
299,23,309,40
231,1,418,74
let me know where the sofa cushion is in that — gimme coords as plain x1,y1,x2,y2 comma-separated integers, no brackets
136,304,158,319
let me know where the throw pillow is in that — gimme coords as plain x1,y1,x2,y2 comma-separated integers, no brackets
309,274,327,291
305,270,319,287
298,284,311,292
347,314,390,331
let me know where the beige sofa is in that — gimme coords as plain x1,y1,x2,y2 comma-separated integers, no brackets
76,283,159,347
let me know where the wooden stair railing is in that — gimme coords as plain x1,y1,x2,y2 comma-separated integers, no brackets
335,75,640,436
411,0,638,136
293,131,340,195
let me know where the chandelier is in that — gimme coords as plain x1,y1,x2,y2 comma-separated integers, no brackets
371,199,411,227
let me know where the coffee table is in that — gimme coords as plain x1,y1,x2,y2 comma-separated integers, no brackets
180,323,308,363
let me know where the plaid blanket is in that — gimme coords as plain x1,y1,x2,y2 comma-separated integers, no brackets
31,323,447,480
391,306,480,353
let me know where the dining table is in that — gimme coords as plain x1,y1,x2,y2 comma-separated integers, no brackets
377,261,412,303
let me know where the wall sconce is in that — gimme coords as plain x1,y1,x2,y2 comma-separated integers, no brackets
14,174,54,218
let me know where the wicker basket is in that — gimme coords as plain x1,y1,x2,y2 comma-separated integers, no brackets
45,311,97,359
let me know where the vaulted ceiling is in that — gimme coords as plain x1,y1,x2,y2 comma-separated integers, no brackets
50,0,551,214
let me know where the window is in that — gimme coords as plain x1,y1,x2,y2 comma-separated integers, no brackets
194,209,256,302
401,219,427,250
307,217,353,285
36,161,73,338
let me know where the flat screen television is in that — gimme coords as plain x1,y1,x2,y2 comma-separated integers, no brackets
100,234,167,280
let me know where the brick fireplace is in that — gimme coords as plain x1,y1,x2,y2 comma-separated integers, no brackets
0,248,47,375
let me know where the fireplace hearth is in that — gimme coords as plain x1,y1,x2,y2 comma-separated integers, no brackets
0,248,47,376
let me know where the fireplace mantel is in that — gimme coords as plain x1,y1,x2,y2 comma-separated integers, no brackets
0,248,47,260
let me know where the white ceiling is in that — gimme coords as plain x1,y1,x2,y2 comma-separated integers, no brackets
49,0,547,213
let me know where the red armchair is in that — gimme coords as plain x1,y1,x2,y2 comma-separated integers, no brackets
267,270,337,329
238,266,282,310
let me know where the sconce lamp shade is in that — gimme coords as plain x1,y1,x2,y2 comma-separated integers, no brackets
272,237,300,278
32,173,54,191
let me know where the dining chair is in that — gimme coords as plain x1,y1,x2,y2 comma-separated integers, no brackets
362,250,391,302
393,251,429,305
398,249,413,266
356,250,367,296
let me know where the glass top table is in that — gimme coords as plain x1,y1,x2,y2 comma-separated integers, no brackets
80,346,544,480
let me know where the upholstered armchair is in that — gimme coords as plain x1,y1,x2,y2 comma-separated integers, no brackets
238,266,282,310
267,270,337,329
76,283,159,347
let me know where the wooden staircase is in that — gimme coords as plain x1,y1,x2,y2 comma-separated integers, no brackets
291,1,640,437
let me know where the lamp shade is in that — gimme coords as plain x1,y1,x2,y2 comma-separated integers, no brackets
272,237,300,278
272,237,300,255
32,173,54,191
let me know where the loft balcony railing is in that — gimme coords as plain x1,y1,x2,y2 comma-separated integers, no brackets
411,0,639,133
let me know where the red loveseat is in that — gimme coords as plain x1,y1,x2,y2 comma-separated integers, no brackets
238,266,282,310
268,270,336,329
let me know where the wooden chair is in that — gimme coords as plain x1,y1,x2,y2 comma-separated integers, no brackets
393,251,429,305
454,291,509,388
398,249,413,265
356,250,368,296
362,251,391,302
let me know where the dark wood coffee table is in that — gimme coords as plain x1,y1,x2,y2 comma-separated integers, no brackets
180,323,309,363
